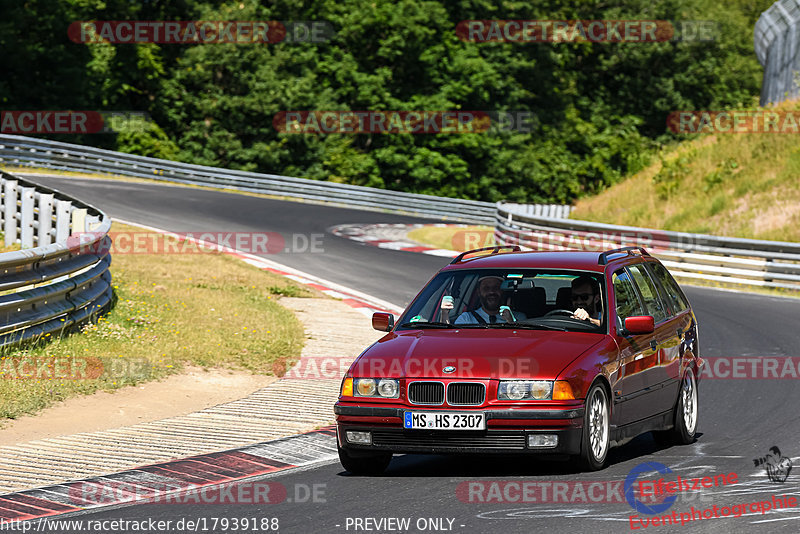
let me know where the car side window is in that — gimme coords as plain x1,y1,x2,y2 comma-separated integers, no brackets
646,262,689,314
627,264,667,323
612,270,644,323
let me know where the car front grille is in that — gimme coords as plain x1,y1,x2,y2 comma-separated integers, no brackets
447,383,485,406
371,429,526,451
408,381,445,405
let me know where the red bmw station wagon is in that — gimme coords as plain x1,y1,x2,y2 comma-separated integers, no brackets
335,246,702,473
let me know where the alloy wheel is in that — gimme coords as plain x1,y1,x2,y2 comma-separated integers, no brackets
588,388,609,461
681,370,697,435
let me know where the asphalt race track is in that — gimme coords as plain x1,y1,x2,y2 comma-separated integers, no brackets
27,174,448,308
24,175,800,533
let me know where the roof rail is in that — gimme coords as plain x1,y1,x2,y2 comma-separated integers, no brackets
598,246,650,265
450,245,521,264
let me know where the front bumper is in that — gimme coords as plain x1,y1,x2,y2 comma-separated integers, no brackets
335,404,584,455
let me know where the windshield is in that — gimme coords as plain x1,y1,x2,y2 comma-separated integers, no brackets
398,269,606,333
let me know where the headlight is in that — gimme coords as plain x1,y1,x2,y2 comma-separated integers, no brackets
354,378,399,398
505,381,529,400
529,381,552,399
377,379,399,398
356,378,376,396
498,380,553,400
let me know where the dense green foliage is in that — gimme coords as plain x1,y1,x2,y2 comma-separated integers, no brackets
0,0,771,202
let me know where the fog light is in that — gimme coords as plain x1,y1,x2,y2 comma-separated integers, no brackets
528,434,558,448
346,431,372,445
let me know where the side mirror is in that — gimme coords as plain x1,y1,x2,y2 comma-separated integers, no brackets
624,315,655,335
372,312,395,332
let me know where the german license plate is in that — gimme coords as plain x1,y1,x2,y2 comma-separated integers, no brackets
403,411,485,430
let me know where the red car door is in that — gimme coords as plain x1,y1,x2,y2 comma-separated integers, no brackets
626,263,674,416
644,261,695,408
611,268,660,426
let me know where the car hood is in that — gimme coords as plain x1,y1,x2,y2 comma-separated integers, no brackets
351,328,606,380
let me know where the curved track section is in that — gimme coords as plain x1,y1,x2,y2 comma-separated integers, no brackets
24,175,448,307
20,174,800,534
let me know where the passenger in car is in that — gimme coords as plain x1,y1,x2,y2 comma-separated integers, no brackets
454,275,527,324
570,275,602,326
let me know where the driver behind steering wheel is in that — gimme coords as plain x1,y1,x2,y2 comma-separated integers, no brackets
453,275,527,325
570,275,602,327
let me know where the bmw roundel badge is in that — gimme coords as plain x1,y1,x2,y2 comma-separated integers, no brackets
443,366,456,374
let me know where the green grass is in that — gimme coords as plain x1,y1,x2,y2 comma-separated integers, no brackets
570,105,800,242
569,103,800,297
0,222,312,420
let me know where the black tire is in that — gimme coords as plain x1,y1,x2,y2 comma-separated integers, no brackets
654,368,698,446
579,383,610,471
337,443,392,475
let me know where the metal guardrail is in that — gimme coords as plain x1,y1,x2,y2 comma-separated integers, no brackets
0,135,491,223
501,202,571,219
1,135,795,293
754,0,800,105
495,203,800,291
0,135,571,225
0,170,113,348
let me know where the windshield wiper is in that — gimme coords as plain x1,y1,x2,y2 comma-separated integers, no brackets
494,322,568,332
399,321,453,329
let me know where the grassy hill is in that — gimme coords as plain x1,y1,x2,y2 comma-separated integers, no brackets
570,103,800,242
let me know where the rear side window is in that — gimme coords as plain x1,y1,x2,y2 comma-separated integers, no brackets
627,264,668,323
612,270,644,322
646,262,689,314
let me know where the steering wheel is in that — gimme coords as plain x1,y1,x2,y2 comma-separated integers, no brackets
544,309,575,317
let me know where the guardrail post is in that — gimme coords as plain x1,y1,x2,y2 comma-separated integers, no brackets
38,193,54,246
0,170,114,350
56,200,71,242
85,215,101,231
765,257,774,282
71,208,87,236
20,187,35,248
4,179,18,247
